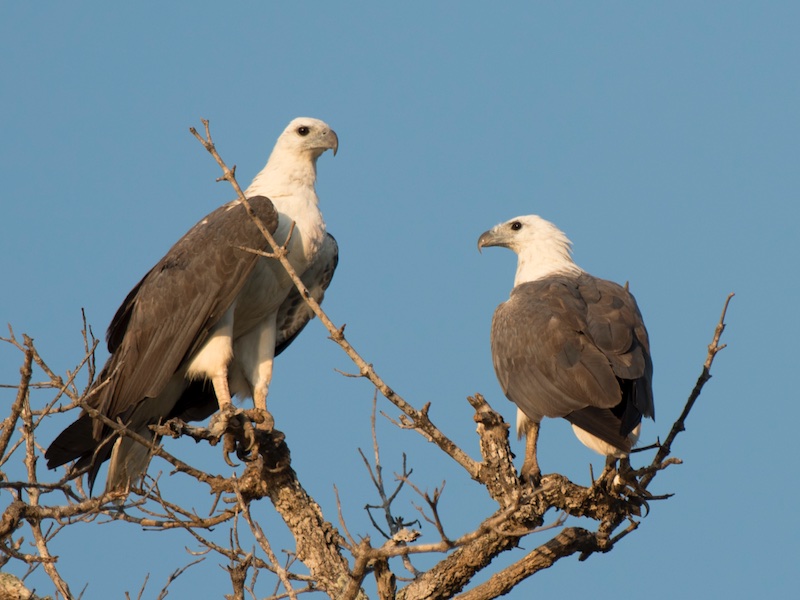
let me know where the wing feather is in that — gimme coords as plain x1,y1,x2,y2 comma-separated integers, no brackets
275,232,338,356
49,196,279,449
491,273,653,452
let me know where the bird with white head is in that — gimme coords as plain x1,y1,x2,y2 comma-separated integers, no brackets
479,215,654,484
47,118,339,492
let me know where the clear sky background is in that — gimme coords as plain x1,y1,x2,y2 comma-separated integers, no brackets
1,3,797,599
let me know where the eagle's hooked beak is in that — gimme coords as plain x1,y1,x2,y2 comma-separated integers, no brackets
477,228,501,253
329,130,339,156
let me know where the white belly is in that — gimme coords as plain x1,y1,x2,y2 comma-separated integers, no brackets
233,207,323,337
571,423,641,458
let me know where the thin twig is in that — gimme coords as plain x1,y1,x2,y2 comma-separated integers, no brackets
190,120,480,481
0,338,33,461
640,293,734,488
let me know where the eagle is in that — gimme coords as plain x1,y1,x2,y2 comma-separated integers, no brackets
478,215,654,483
46,117,339,492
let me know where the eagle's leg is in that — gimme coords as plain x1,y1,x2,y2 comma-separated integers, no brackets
597,455,618,485
519,419,542,486
192,307,240,442
205,370,251,466
208,370,235,429
212,372,233,411
251,357,274,429
253,390,275,432
191,369,246,466
237,317,278,432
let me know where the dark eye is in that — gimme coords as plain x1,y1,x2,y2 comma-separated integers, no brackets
510,221,522,231
297,126,310,136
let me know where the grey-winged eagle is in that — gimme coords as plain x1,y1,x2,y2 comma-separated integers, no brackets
478,215,654,483
46,118,339,492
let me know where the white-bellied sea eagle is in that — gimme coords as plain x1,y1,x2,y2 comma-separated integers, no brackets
46,117,339,492
478,215,654,483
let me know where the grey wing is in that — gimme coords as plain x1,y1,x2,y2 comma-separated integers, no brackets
578,275,654,423
89,197,279,431
554,274,653,449
46,197,279,479
491,277,622,424
275,232,338,356
491,274,653,453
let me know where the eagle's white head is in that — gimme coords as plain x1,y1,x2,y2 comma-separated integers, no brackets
478,215,582,286
246,117,338,199
273,117,339,159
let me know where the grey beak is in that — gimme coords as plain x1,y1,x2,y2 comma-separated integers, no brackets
330,130,339,156
477,229,497,253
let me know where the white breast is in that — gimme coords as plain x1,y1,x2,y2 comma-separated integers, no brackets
232,191,325,337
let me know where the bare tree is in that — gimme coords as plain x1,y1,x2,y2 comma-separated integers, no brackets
0,121,733,600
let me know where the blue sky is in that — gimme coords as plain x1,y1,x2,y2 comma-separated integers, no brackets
1,2,797,598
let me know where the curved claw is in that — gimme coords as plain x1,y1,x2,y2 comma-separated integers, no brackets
210,407,250,466
223,433,239,467
235,419,258,461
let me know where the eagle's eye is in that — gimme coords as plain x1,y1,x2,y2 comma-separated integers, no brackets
510,221,522,231
297,126,310,136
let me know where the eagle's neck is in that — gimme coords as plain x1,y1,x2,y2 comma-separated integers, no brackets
245,149,321,203
244,149,326,273
513,237,582,286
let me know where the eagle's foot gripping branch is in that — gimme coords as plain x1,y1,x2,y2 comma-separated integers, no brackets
209,406,274,466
